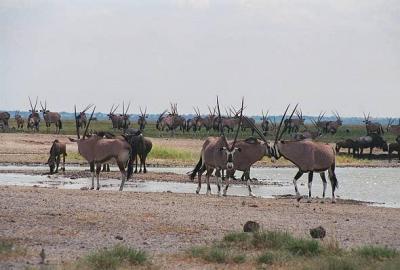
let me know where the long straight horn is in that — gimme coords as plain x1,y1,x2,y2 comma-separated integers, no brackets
144,106,147,116
125,101,130,115
83,106,96,139
28,96,33,111
244,116,268,142
74,105,80,139
274,104,291,144
278,104,298,141
112,104,119,114
231,98,244,150
216,96,229,147
83,104,93,113
40,101,45,111
122,101,125,115
110,104,114,114
34,97,38,111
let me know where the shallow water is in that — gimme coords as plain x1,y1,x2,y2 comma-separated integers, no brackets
0,166,399,208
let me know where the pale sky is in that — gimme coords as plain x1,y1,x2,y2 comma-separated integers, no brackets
1,0,399,117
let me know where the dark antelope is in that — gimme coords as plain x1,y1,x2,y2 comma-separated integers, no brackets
363,113,384,135
120,101,131,130
0,111,10,129
27,96,40,131
326,111,342,134
284,109,304,134
354,134,388,158
108,104,123,129
15,111,24,129
261,110,269,136
189,97,250,196
138,106,148,130
47,139,67,174
245,105,339,203
76,104,93,129
69,105,134,191
387,118,400,139
40,101,62,133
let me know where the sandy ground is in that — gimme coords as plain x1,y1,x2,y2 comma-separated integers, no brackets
1,186,400,269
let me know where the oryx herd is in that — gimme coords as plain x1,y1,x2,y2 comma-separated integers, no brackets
2,97,399,204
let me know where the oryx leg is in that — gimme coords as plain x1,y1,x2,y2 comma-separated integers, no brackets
55,154,60,173
90,162,95,190
196,169,202,194
117,160,127,191
320,172,327,198
308,172,313,198
62,153,65,172
247,179,255,197
134,154,138,173
223,170,231,196
95,163,102,190
328,165,338,203
206,168,212,195
143,155,148,173
216,170,222,196
293,170,303,199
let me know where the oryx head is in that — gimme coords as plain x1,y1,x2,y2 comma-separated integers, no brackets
47,155,56,174
216,96,245,170
241,104,298,162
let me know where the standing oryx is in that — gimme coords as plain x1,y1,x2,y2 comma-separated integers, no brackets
189,97,253,196
157,103,186,135
387,118,400,140
137,106,148,131
69,105,134,191
0,111,10,129
47,139,67,174
76,104,93,129
326,111,342,134
27,97,40,132
201,106,217,131
244,105,339,203
15,111,24,129
40,101,62,133
363,113,384,135
108,104,123,129
284,109,304,134
120,101,131,130
261,110,270,136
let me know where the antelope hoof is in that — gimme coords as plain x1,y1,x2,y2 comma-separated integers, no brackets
144,169,147,173
249,192,256,198
90,187,94,190
96,187,100,190
206,190,211,196
331,199,336,204
296,196,302,202
223,190,227,197
217,192,221,197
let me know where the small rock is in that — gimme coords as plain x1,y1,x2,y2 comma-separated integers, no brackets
115,235,123,240
346,218,350,221
243,221,260,233
248,204,258,208
310,226,326,239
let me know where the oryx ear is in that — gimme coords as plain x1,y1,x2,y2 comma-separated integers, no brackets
236,147,242,152
219,147,226,151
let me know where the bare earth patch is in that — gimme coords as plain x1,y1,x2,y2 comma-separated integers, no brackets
1,186,400,269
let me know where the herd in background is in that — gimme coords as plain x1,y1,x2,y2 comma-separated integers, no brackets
1,97,400,163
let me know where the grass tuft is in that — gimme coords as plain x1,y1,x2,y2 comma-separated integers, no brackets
223,232,251,244
257,251,275,265
204,247,227,263
356,246,398,260
286,238,321,256
84,244,147,270
232,254,246,264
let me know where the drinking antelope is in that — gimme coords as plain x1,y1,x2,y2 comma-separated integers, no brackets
47,139,67,174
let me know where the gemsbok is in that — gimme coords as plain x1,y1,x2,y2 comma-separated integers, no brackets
47,139,67,174
0,111,10,129
363,113,384,135
15,111,24,129
69,106,134,191
76,104,93,129
244,105,339,203
40,101,62,133
27,97,40,132
189,97,250,196
137,106,148,131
